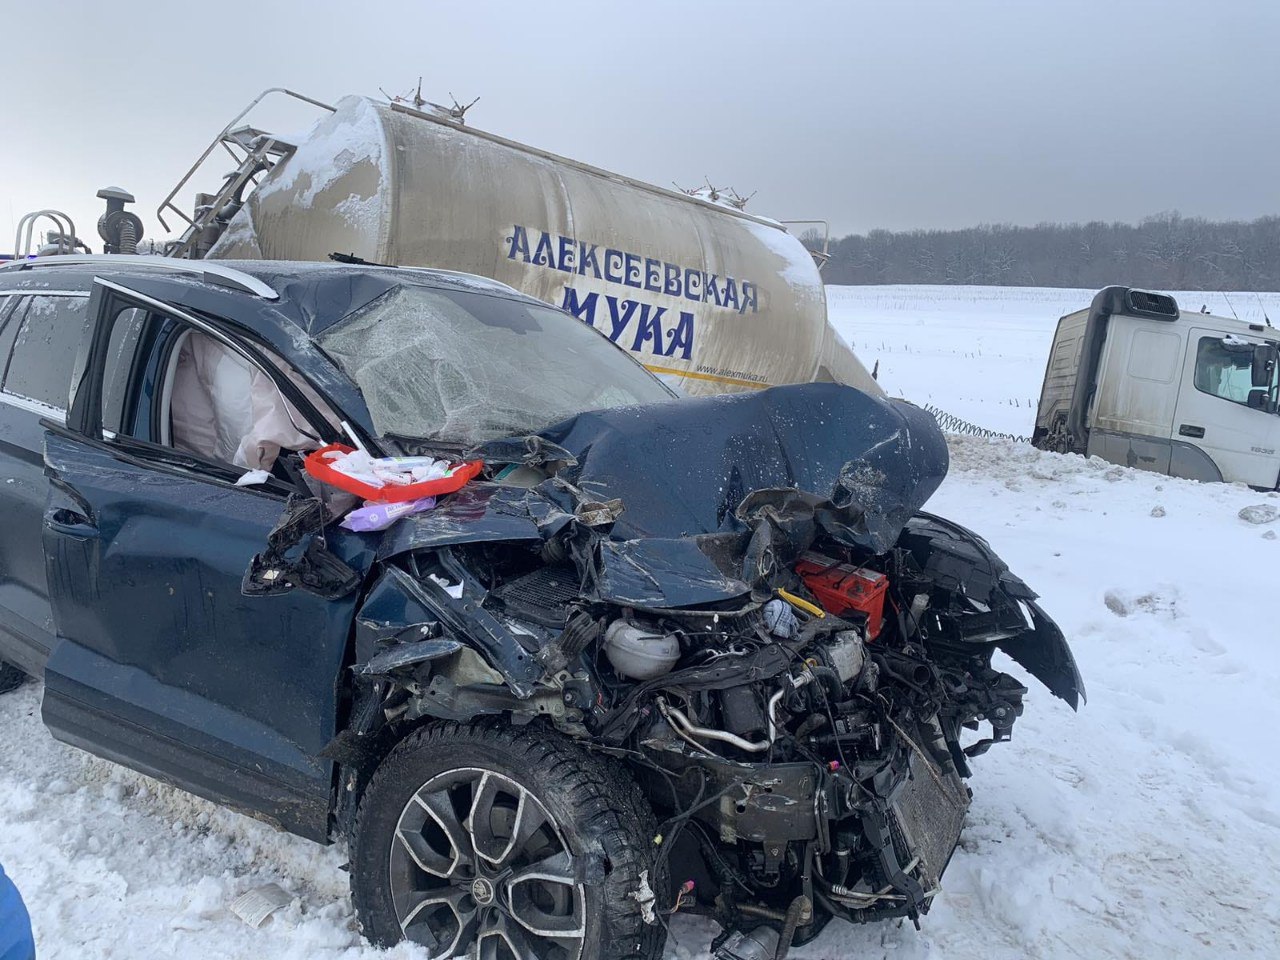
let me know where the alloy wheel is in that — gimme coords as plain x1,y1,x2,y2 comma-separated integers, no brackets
389,767,585,960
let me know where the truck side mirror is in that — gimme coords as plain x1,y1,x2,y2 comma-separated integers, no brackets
1247,388,1270,410
1252,343,1277,388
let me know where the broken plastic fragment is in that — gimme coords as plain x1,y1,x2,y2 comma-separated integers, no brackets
630,870,658,925
575,497,624,527
427,574,464,599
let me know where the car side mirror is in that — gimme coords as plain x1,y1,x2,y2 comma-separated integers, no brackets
1252,343,1277,388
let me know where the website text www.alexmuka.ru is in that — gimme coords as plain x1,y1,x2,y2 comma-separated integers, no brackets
695,363,768,384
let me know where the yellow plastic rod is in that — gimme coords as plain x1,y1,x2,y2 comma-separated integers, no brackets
777,588,825,619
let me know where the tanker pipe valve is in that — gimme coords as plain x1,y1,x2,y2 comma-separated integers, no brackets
96,186,144,255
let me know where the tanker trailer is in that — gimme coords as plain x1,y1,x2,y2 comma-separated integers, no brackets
170,91,877,397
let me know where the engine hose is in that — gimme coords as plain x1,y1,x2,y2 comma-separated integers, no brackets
661,667,836,756
773,894,812,960
805,665,844,707
828,856,919,905
766,670,816,742
658,698,769,754
871,652,932,691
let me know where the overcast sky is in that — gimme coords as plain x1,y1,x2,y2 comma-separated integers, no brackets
3,0,1278,251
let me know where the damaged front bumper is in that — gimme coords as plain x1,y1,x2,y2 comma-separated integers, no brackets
642,731,971,924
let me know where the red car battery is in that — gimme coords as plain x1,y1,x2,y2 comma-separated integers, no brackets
794,552,890,639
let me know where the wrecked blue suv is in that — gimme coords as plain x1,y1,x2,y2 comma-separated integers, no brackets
0,256,1082,960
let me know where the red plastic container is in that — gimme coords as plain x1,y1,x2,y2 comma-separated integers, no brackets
795,552,890,639
303,443,483,503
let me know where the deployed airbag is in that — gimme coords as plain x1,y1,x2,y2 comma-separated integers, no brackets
169,332,329,471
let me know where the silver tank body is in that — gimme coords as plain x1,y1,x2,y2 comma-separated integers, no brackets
208,96,878,397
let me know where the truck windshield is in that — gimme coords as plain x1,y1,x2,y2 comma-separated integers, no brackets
318,284,675,444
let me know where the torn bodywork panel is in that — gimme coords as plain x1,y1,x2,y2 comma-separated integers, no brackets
525,381,949,548
898,512,1084,708
243,494,361,599
332,381,1083,950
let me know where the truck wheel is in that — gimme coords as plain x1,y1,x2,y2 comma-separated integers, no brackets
0,661,25,695
351,720,665,960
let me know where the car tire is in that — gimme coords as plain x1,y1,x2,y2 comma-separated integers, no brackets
0,661,25,695
351,719,665,960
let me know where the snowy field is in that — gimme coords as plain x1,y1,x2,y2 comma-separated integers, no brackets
2,285,1279,959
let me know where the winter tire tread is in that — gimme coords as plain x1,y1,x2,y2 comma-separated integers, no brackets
351,719,666,960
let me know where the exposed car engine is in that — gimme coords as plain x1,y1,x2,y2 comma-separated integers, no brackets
459,520,1054,949
321,384,1084,957
342,510,1078,954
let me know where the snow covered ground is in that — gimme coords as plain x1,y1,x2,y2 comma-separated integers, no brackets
2,285,1278,959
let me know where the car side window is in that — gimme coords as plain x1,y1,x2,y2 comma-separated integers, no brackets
1,294,92,412
1193,336,1274,406
87,292,338,484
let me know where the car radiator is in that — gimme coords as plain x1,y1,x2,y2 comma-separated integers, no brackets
888,750,971,897
489,566,582,627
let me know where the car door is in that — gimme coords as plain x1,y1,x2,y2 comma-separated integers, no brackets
1171,328,1280,488
0,289,93,675
40,279,374,840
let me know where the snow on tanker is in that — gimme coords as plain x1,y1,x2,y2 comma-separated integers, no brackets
164,90,878,397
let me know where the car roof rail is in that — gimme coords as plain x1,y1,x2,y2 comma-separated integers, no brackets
0,254,279,300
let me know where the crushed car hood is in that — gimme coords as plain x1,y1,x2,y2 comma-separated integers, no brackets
532,382,949,548
387,384,948,607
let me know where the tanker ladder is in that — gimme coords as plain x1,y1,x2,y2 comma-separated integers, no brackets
157,88,335,259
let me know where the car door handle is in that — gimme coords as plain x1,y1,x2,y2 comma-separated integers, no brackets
1178,424,1206,438
45,507,99,539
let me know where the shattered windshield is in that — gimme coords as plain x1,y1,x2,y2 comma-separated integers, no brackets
318,284,675,444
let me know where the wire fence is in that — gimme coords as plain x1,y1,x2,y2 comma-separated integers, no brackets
922,404,1030,444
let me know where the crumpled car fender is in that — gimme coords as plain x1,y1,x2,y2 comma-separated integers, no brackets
353,565,542,695
900,511,1085,709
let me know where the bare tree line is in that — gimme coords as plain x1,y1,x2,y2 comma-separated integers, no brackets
814,212,1280,290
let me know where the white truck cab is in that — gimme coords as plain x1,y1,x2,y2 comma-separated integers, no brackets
1033,286,1280,489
